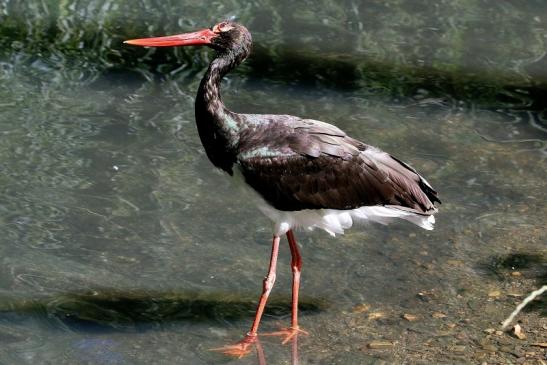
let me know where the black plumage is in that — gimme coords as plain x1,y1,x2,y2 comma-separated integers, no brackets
236,115,440,213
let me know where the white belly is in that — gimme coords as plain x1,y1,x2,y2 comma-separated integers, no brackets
258,203,435,236
232,166,435,236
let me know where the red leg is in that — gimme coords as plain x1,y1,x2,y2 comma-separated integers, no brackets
287,229,302,329
249,234,280,335
264,230,308,344
212,235,280,357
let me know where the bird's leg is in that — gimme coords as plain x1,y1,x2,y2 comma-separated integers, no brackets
287,229,303,330
264,230,308,344
212,235,280,357
249,234,280,334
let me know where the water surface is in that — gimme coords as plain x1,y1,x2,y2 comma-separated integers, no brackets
0,1,545,364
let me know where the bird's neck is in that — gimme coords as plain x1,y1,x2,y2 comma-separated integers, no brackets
195,52,242,173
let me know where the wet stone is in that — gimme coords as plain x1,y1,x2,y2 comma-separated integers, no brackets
449,345,466,353
488,290,501,298
512,324,526,340
352,303,371,313
367,340,395,349
368,312,386,320
403,313,418,321
481,344,498,352
499,345,524,358
436,330,454,337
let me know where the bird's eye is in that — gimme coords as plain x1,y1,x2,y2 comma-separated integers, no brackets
213,22,233,33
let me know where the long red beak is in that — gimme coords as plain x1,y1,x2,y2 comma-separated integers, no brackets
124,28,216,47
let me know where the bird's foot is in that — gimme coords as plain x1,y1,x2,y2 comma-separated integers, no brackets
262,326,309,344
210,333,257,358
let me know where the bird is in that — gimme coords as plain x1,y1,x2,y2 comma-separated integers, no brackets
125,21,440,357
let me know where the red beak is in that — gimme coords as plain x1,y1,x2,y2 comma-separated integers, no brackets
124,28,216,47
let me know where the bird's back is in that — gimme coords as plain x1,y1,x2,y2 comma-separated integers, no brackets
235,114,440,216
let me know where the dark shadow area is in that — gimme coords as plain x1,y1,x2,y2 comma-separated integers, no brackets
478,252,546,316
484,252,546,278
0,289,327,333
115,45,547,116
522,293,546,317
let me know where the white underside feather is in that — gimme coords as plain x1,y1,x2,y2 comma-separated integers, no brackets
258,204,435,236
232,166,436,237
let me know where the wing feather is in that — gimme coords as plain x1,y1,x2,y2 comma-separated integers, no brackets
236,116,440,213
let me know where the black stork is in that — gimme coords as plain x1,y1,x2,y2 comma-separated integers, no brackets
125,21,440,357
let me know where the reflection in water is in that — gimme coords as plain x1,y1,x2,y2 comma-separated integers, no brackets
254,336,301,365
213,335,302,365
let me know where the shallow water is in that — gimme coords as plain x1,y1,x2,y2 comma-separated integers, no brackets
0,1,545,364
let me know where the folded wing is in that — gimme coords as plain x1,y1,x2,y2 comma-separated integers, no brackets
237,117,440,213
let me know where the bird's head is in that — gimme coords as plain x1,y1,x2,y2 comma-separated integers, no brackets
124,21,251,58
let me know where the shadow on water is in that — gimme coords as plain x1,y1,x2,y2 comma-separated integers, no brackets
523,294,547,317
0,289,327,333
481,252,546,279
478,251,546,316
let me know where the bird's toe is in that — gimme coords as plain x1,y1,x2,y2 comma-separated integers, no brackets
262,326,309,344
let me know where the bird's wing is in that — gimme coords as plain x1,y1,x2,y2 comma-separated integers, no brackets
236,117,440,213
